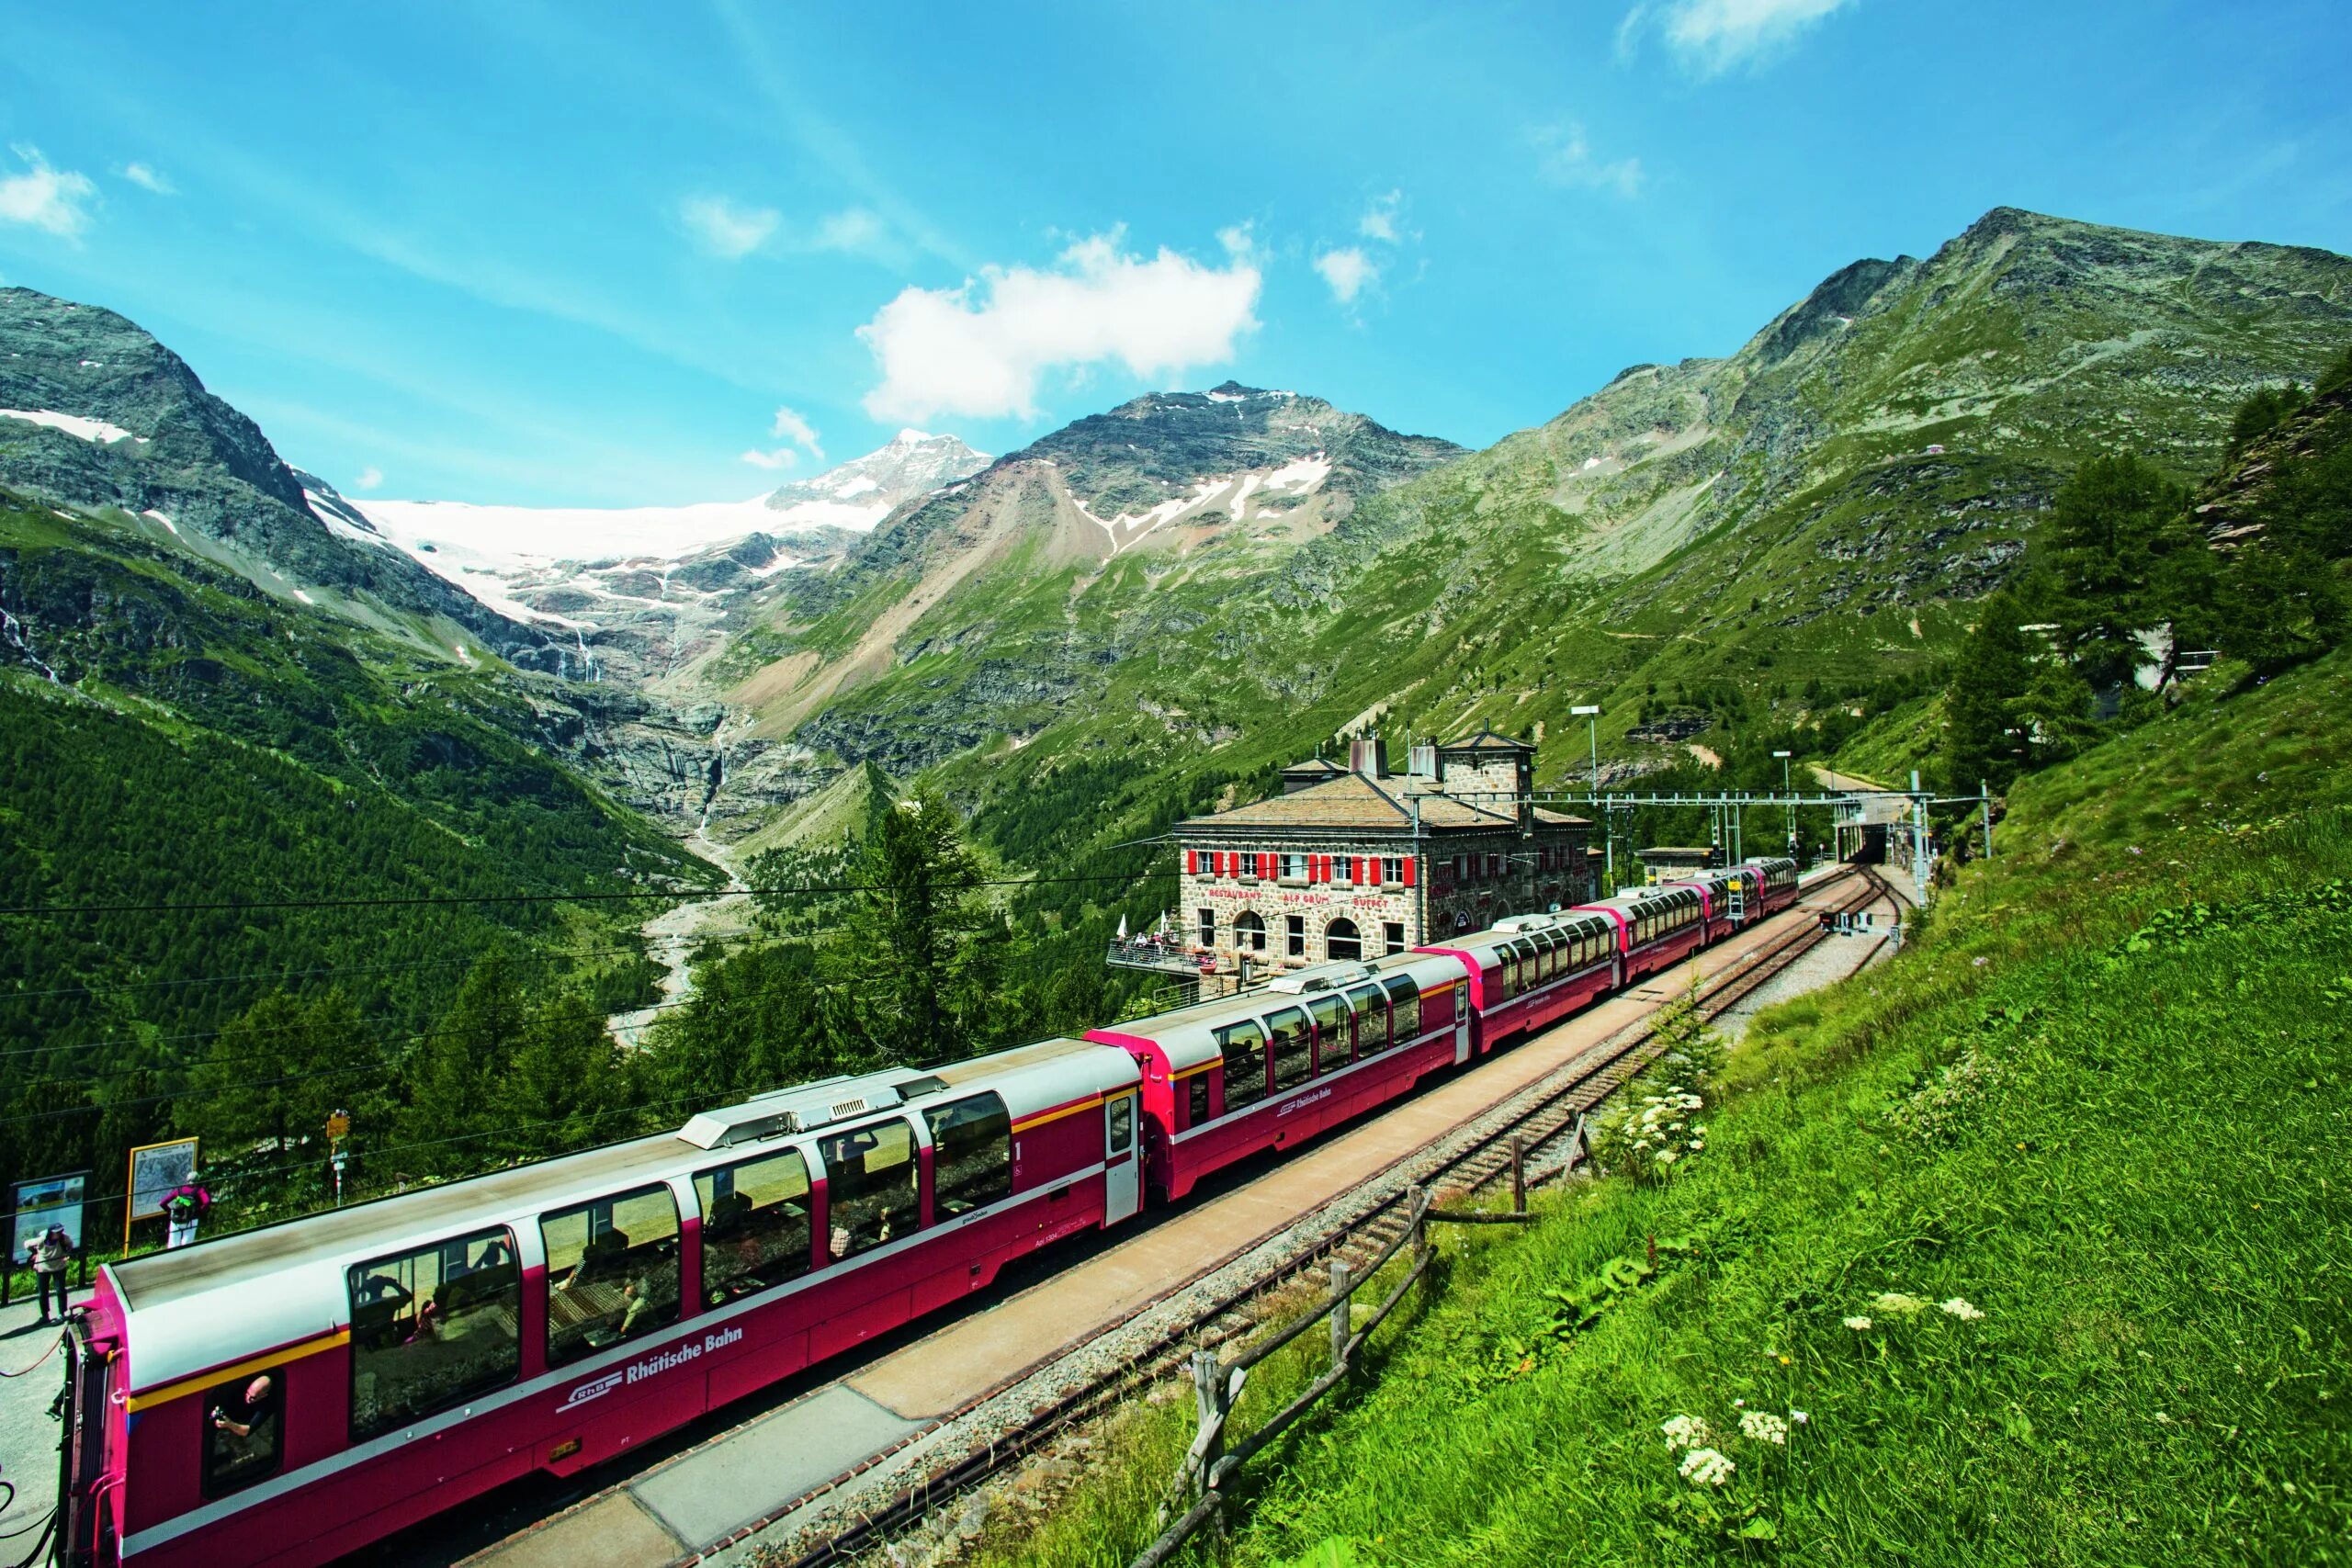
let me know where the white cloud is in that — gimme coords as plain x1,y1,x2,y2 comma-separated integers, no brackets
1532,123,1645,197
352,465,385,491
1626,0,1857,74
857,230,1261,423
744,403,824,468
1217,221,1260,263
767,404,823,460
813,208,888,257
1315,247,1379,307
680,194,780,259
1358,190,1405,244
119,162,175,196
0,145,98,239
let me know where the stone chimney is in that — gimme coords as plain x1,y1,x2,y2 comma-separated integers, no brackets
1347,733,1388,779
1408,742,1440,783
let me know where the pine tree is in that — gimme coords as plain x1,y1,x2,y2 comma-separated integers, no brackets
2047,455,2191,688
1941,597,2035,795
399,953,528,1171
831,788,997,1066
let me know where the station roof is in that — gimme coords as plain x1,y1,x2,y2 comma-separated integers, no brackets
1179,773,1589,836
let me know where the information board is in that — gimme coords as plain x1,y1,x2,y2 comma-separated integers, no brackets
10,1170,88,1259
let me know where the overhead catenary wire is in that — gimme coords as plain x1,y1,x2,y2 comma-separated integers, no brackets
0,962,863,1113
0,863,1169,921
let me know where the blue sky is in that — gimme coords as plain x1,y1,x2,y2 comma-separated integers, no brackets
3,0,2348,507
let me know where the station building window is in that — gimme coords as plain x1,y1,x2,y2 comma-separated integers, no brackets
1286,914,1305,956
1326,918,1362,962
1384,921,1405,955
1383,856,1405,885
695,1148,812,1305
1197,908,1216,948
1234,911,1267,952
1281,852,1306,881
543,1188,681,1368
924,1093,1013,1218
1267,1006,1314,1091
820,1119,921,1258
346,1226,521,1443
1216,1019,1268,1111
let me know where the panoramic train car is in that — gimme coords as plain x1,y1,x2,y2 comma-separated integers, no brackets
1088,951,1471,1203
1416,909,1622,1054
1667,868,1755,942
61,1041,1142,1568
1744,856,1801,915
1571,885,1708,985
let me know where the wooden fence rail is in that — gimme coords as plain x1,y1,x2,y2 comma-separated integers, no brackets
1130,1132,1560,1567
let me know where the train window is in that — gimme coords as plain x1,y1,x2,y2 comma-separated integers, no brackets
695,1147,812,1306
1306,994,1351,1069
924,1093,1013,1219
542,1187,681,1369
1108,1094,1135,1155
1510,937,1539,987
1344,983,1387,1055
347,1225,520,1443
820,1119,921,1259
1383,975,1421,1039
1216,1020,1268,1111
1267,1006,1314,1091
202,1367,284,1497
1187,1072,1212,1127
1487,951,1514,1003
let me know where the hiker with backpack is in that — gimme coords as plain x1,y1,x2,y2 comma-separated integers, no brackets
164,1175,213,1249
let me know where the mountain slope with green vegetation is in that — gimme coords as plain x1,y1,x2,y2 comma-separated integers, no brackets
954,635,2352,1568
714,210,2351,918
0,491,711,1214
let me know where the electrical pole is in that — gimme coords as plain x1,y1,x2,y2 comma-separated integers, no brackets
1774,750,1794,861
1574,705,1605,890
1981,780,1994,862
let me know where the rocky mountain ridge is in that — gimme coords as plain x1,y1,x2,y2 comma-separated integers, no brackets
0,287,559,669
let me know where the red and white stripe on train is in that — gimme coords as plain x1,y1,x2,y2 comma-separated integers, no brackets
52,858,1799,1568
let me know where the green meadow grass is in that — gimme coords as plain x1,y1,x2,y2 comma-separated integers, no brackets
953,652,2352,1568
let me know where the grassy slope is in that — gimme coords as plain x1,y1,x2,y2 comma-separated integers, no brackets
958,648,2352,1567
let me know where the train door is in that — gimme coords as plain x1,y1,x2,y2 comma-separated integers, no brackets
57,1315,114,1568
1453,980,1471,1065
1102,1091,1141,1224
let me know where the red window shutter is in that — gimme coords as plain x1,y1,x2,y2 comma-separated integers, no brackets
1316,854,1330,884
1402,856,1417,888
1354,856,1369,885
1186,849,1198,875
1261,852,1275,880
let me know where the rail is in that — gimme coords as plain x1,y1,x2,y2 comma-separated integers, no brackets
763,869,1895,1568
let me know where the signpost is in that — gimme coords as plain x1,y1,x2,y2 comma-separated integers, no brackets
328,1109,351,1206
124,1136,200,1249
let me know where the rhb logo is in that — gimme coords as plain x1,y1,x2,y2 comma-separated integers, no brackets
559,1370,626,1411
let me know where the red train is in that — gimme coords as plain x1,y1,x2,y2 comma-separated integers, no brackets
52,859,1801,1568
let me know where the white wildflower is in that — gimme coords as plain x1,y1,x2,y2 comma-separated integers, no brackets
1660,1414,1714,1451
1689,1140,1704,1151
1872,1292,1929,1316
1656,1149,1679,1166
1939,1297,1984,1321
1679,1447,1736,1488
1843,1315,1873,1331
1790,1408,1810,1425
1738,1409,1790,1446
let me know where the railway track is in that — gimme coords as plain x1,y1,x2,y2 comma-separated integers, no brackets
759,866,1904,1568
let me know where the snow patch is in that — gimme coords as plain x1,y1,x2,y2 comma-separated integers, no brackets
1,408,140,444
293,589,315,604
141,509,177,536
1581,456,1604,471
1261,454,1331,494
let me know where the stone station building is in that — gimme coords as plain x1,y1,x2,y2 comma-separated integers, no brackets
1156,732,1591,994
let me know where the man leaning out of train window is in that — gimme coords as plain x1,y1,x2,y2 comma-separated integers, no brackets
211,1375,278,1473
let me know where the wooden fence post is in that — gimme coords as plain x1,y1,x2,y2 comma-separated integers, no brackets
1408,1184,1428,1267
1510,1134,1526,1215
1329,1259,1351,1371
1191,1348,1227,1536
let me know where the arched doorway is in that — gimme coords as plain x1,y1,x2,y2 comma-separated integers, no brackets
1234,911,1267,952
1325,917,1361,962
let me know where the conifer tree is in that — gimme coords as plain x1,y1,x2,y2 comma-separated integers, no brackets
831,788,996,1066
1940,596,2035,795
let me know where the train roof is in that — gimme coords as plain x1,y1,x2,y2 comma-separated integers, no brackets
107,1034,1137,1393
1091,951,1464,1071
1419,908,1617,961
